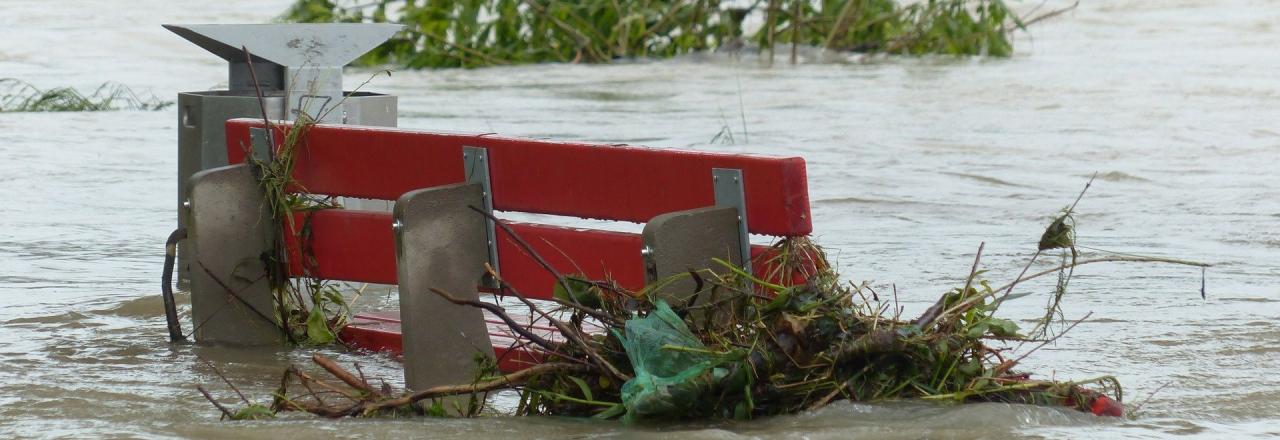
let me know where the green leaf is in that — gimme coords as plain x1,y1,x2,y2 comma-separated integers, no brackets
229,404,275,420
594,403,626,419
422,400,447,417
733,400,750,420
305,307,336,344
896,324,922,337
567,375,594,401
966,323,989,338
552,277,602,309
987,318,1020,337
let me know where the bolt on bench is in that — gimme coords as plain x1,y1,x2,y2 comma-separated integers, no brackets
184,118,813,394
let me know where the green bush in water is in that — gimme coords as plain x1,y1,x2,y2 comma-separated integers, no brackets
0,79,171,112
280,0,1040,68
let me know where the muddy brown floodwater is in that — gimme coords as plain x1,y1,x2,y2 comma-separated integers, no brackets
1,0,1277,438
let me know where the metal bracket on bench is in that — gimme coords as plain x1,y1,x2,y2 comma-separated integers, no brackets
712,168,751,275
249,127,271,162
463,146,500,287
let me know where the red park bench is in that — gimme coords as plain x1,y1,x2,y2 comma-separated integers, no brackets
183,118,812,392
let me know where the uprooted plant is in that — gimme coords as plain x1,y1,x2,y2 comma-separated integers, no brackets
199,175,1208,421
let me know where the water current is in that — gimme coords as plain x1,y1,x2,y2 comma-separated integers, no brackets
0,0,1277,438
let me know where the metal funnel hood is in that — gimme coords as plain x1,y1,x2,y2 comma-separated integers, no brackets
165,23,403,121
163,23,403,68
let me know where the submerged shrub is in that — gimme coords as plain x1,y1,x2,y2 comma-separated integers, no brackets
0,79,172,112
281,0,1057,68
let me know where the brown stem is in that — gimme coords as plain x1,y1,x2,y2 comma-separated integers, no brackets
934,255,1208,326
197,385,235,419
483,265,632,382
466,206,577,300
764,0,780,65
240,46,274,155
828,329,901,363
993,256,1209,295
914,242,984,328
197,355,250,405
1020,1,1079,28
428,287,560,352
312,354,375,396
290,365,325,405
196,261,295,343
808,377,853,411
824,0,863,50
292,365,360,402
789,0,801,65
466,206,622,327
361,362,593,413
1008,311,1091,367
419,31,510,67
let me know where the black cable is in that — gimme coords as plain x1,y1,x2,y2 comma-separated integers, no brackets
162,228,188,342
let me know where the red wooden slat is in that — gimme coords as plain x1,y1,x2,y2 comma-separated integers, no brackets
338,312,545,373
338,319,402,355
226,119,812,236
497,222,646,296
282,210,399,285
480,135,812,237
277,209,644,299
281,210,793,295
227,122,471,203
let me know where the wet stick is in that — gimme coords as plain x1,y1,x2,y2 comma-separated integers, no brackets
197,385,235,419
466,205,620,327
428,287,561,352
481,264,632,382
915,242,984,328
361,362,594,414
199,355,250,404
312,354,376,396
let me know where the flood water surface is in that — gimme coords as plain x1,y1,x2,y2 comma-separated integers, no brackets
1,0,1277,438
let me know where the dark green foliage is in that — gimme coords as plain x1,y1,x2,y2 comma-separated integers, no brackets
1039,211,1075,251
779,0,1022,56
229,404,276,420
280,0,1034,68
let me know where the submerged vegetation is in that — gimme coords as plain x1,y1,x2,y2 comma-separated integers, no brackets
193,54,1206,423
0,78,171,112
282,0,1079,68
251,114,355,346
238,68,393,346
200,156,1208,421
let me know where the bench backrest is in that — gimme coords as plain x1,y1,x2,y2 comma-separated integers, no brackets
224,118,812,298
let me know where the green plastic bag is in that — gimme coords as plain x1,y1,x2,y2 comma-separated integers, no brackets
614,300,715,422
